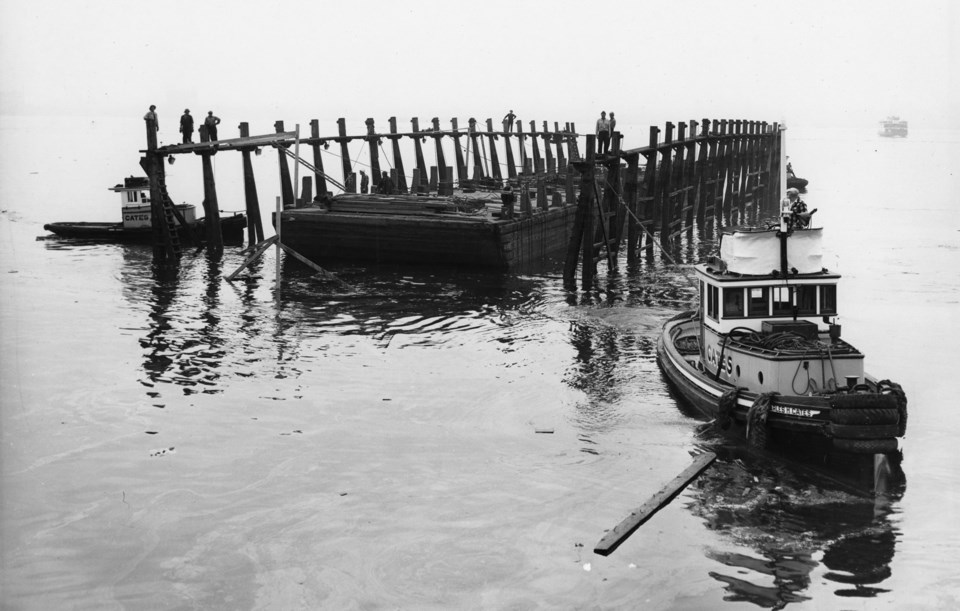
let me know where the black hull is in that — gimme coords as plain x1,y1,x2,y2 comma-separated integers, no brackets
43,215,247,245
656,314,904,476
787,176,808,191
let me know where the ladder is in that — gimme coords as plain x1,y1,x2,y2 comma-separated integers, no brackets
591,180,618,270
155,175,182,258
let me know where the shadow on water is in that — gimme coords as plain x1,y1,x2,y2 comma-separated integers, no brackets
684,431,906,608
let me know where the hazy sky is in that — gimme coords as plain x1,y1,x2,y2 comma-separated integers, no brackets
1,0,957,133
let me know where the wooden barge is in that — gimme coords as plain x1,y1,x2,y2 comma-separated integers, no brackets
277,192,577,270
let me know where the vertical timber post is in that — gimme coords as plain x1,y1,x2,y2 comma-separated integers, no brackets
337,118,355,193
432,117,449,195
411,117,428,193
389,117,408,194
239,122,264,244
644,126,660,258
486,119,502,185
200,148,224,259
275,120,295,208
580,135,597,290
468,118,484,183
530,120,542,175
625,153,641,263
451,118,467,187
310,119,329,197
365,118,381,184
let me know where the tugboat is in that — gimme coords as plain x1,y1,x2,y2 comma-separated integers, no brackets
656,189,907,480
785,158,808,192
43,176,246,244
878,116,908,137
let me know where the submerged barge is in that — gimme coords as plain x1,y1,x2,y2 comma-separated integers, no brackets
277,191,576,270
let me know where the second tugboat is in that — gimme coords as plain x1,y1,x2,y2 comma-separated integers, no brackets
657,188,907,479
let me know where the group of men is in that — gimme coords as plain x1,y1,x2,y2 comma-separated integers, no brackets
142,105,221,143
359,169,396,195
595,111,616,155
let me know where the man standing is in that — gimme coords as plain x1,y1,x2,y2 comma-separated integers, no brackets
360,170,369,194
596,111,611,155
609,112,617,136
179,109,194,144
378,171,396,194
144,105,159,130
204,111,221,141
503,110,516,132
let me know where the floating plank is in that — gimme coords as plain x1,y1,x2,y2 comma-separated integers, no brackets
593,452,716,556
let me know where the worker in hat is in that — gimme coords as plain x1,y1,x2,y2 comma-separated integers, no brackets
179,109,194,144
786,187,813,229
204,111,221,141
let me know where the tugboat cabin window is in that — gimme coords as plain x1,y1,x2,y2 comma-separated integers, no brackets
772,287,792,316
797,285,817,316
820,284,837,315
127,191,138,203
707,283,719,320
723,288,744,317
748,287,769,317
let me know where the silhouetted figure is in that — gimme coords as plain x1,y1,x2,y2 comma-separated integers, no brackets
500,184,515,218
179,109,194,144
144,105,159,130
378,171,396,194
360,170,369,194
596,111,611,155
204,111,221,141
503,110,516,132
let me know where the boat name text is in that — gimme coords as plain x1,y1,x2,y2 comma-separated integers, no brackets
771,406,819,418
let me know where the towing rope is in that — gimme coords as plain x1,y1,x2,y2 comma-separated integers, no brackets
717,387,746,430
746,392,779,441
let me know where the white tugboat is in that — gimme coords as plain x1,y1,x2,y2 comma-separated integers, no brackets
657,146,907,479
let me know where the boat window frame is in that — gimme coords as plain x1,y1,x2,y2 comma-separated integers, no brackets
796,285,818,316
772,286,792,317
722,287,745,318
706,282,719,321
820,284,837,316
747,286,770,318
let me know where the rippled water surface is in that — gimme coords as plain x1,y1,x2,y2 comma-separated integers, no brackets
2,117,959,609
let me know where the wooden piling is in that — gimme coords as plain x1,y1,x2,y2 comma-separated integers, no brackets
275,121,295,209
411,118,428,193
555,122,566,178
309,120,329,197
365,118,381,183
542,121,554,175
485,119,502,183
200,150,224,259
624,153,641,263
238,122,265,244
388,117,408,195
503,126,517,180
451,118,467,187
468,118,484,183
643,126,660,258
530,120,543,175
337,118,355,193
431,118,451,195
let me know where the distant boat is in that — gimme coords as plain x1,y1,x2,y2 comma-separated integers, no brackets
43,176,246,244
786,161,808,192
879,116,908,138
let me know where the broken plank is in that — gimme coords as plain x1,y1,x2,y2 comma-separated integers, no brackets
593,452,716,556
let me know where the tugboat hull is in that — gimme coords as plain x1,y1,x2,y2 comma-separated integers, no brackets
657,313,905,458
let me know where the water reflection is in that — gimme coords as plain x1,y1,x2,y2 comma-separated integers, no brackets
688,445,904,608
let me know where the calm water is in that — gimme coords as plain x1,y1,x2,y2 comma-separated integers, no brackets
2,116,959,609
